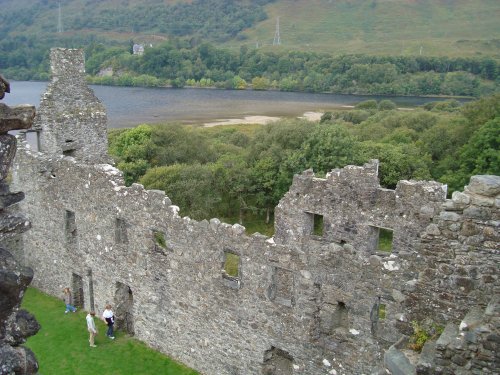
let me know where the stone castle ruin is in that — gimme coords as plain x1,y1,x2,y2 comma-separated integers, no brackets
5,48,500,374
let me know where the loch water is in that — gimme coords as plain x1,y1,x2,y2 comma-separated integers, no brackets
4,81,468,128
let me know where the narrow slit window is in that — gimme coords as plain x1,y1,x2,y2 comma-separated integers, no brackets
115,218,128,244
378,303,386,320
64,210,77,243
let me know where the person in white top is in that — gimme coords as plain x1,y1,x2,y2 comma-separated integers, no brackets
102,304,115,339
86,311,98,347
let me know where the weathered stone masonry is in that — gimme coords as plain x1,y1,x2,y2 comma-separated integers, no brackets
0,75,40,374
8,48,500,374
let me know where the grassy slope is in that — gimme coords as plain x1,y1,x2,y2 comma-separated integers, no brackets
2,0,499,57
21,288,198,375
229,0,500,57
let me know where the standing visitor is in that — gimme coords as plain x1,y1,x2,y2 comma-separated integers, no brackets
102,304,115,339
86,311,98,347
63,287,77,313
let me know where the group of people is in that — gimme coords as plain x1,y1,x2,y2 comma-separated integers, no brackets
63,288,116,348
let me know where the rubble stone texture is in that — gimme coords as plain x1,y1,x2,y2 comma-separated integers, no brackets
33,48,110,165
9,48,500,375
0,74,39,374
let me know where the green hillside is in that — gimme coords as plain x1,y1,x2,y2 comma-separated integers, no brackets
1,0,499,57
233,0,500,57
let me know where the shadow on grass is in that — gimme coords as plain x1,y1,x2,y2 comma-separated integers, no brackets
21,288,199,375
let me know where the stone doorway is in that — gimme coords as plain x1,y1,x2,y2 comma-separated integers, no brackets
71,273,84,308
114,282,134,335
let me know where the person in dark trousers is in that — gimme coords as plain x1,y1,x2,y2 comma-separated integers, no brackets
63,287,77,313
102,304,115,339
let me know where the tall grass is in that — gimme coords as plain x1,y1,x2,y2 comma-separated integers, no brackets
228,0,500,57
21,288,198,375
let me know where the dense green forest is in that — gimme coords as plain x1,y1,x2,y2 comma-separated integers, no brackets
85,41,498,96
3,37,498,97
108,95,500,234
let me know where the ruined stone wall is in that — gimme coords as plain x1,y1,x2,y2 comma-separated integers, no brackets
34,48,109,165
13,141,499,374
405,175,500,325
9,48,500,375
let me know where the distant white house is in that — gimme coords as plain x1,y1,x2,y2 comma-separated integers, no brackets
132,44,144,55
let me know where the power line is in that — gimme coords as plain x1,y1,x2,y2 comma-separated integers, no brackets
57,1,63,33
273,16,281,46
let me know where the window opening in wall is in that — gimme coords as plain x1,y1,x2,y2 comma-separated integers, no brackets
63,149,76,157
262,347,294,375
313,213,324,236
332,301,349,330
306,212,324,237
115,218,128,244
320,301,349,335
63,140,77,157
114,282,134,335
64,210,77,243
153,230,167,252
71,273,84,308
377,228,393,252
378,303,386,320
268,267,294,307
222,250,241,289
224,251,240,278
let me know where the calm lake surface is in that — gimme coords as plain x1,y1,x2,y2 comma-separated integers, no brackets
4,81,465,128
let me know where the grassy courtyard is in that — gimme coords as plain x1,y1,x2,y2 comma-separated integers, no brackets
21,288,198,375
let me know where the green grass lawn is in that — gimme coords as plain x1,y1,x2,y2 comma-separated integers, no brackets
21,288,198,375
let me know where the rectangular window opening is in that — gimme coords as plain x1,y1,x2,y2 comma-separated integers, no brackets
222,250,241,289
115,218,129,244
313,214,324,236
64,210,77,243
268,266,294,307
224,252,240,278
378,303,386,320
307,212,324,237
377,227,393,252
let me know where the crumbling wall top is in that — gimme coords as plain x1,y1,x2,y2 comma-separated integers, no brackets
34,48,110,165
50,48,86,84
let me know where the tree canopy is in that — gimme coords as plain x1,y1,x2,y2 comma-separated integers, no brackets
108,95,499,234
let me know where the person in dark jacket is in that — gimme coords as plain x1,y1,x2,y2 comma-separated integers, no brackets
102,304,115,339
